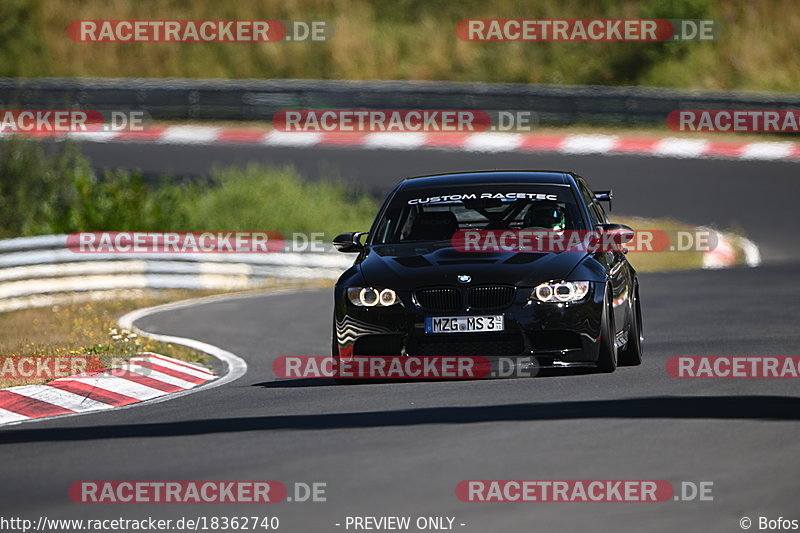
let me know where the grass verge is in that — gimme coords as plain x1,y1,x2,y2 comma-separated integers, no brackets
154,119,800,144
2,0,798,92
0,138,750,387
0,138,378,239
613,215,702,271
612,215,750,272
0,281,331,388
0,217,745,390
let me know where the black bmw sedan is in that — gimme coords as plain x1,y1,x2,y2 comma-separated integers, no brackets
332,170,643,376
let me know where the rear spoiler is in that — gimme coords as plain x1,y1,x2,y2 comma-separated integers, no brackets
594,190,613,211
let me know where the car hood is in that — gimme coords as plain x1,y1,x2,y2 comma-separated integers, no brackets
358,242,591,290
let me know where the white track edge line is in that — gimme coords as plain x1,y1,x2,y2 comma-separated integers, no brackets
0,288,304,428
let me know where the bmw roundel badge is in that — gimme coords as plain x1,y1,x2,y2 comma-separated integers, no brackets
457,274,471,283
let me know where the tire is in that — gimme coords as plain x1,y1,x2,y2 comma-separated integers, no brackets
618,283,643,366
331,316,350,384
595,287,618,373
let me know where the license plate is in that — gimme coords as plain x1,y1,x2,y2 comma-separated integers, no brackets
425,315,504,334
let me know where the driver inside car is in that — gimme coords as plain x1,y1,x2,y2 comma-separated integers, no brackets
524,200,567,231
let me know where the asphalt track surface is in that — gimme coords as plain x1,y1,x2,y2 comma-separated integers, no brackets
1,142,799,532
78,141,800,262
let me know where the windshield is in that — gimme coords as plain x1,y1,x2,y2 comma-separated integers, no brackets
371,185,585,244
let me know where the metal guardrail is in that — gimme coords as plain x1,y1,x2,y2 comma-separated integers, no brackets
0,235,352,312
1,77,799,126
0,230,761,313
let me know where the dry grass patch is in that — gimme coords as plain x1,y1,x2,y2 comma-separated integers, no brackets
0,280,332,387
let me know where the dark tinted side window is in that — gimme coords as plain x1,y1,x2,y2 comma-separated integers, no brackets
594,201,610,224
577,179,602,226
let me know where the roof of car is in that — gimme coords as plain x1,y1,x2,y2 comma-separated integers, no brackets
397,170,575,190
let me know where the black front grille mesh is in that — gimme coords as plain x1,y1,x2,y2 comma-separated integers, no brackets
468,286,516,310
415,288,461,312
408,334,524,357
415,286,516,312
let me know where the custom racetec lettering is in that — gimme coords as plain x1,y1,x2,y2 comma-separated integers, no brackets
408,192,558,205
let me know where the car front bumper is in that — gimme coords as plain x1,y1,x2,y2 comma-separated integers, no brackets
333,284,605,368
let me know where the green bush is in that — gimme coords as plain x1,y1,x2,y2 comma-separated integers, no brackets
186,165,377,235
2,0,798,92
0,139,378,238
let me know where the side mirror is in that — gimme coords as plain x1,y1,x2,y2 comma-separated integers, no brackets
594,190,613,211
332,232,368,253
596,223,635,249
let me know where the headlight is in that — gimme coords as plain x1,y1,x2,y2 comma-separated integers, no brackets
347,287,400,307
531,281,590,303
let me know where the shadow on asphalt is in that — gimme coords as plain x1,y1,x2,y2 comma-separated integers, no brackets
1,395,798,444
253,368,597,388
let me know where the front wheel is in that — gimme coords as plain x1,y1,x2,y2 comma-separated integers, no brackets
618,283,643,366
332,316,350,385
595,287,618,373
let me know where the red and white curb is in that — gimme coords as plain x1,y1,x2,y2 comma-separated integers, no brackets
0,353,215,426
8,127,800,162
702,230,761,269
0,291,256,427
